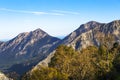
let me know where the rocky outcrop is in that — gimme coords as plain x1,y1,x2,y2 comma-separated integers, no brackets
0,72,12,80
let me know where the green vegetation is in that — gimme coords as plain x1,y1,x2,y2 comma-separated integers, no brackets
22,66,68,80
21,42,120,80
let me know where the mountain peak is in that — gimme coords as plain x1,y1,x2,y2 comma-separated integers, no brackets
109,20,120,26
86,21,104,25
85,21,105,27
78,21,104,30
76,21,104,33
15,28,48,40
31,28,48,37
111,20,120,23
32,28,46,33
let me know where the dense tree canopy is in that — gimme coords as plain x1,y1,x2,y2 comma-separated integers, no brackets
21,42,120,80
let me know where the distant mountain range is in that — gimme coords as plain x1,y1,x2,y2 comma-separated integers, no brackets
0,20,120,79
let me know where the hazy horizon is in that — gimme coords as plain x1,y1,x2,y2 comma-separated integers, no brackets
0,35,65,41
0,0,120,40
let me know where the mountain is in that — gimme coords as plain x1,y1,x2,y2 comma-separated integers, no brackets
33,20,120,71
0,28,60,77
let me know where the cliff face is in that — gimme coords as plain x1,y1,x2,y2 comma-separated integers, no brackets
0,28,60,75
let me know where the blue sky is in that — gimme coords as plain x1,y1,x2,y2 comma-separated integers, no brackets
0,0,120,40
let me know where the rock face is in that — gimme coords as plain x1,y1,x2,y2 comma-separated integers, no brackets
0,28,60,75
61,20,120,50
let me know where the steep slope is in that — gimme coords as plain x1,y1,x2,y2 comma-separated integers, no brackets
0,28,60,76
33,20,120,71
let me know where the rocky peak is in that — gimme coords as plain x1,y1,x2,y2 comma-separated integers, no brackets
30,28,48,39
32,28,47,34
79,21,104,31
61,21,104,45
14,28,47,40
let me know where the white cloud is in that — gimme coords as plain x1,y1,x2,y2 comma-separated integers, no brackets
0,8,65,16
0,8,79,16
49,13,64,16
52,10,80,15
0,8,48,15
31,12,48,15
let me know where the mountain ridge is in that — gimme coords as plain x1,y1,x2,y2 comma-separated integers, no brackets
60,20,120,50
